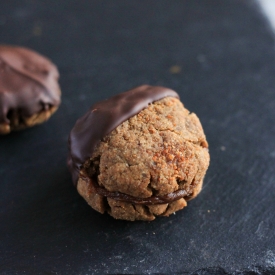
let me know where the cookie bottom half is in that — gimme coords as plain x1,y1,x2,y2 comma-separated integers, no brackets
77,175,194,221
0,105,59,134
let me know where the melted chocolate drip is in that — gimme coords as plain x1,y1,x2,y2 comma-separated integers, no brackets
0,45,61,124
81,174,191,205
68,85,179,185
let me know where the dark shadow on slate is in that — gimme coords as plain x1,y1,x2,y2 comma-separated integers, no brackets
1,0,275,274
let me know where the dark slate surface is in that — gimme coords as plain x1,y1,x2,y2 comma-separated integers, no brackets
1,0,275,274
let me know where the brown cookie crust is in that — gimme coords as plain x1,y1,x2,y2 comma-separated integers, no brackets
77,96,210,221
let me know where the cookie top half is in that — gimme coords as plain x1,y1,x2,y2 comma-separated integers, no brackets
0,45,61,133
68,85,179,184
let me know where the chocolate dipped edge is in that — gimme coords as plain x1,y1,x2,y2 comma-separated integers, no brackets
68,85,179,185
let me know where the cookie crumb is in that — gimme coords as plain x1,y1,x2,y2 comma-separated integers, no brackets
33,24,42,36
169,65,181,74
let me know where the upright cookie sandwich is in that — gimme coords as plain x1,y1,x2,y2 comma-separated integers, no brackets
68,85,210,221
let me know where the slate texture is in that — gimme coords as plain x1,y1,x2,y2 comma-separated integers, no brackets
1,0,275,274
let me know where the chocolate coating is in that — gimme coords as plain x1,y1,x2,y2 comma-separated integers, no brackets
68,85,179,185
0,45,61,124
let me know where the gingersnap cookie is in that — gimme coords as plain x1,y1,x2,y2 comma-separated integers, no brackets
68,85,210,221
0,45,61,134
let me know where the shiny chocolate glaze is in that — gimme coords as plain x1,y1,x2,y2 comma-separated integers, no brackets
68,85,179,185
0,45,61,124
